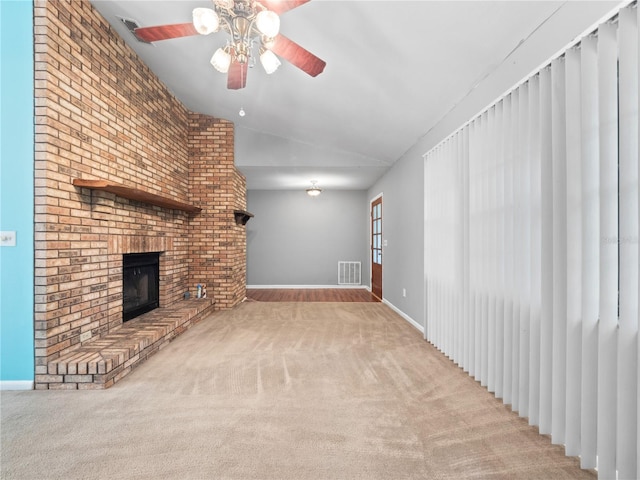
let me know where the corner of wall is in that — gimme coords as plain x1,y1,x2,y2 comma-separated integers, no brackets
188,114,247,309
0,0,35,383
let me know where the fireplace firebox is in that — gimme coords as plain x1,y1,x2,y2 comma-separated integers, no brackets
123,252,160,322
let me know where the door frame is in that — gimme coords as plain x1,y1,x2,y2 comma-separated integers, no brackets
370,193,383,300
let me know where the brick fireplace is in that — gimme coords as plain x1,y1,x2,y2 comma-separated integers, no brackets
33,0,247,389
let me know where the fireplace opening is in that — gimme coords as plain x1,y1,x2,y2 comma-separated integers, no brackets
123,252,160,322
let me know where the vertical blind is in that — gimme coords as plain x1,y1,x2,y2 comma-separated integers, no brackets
424,4,638,478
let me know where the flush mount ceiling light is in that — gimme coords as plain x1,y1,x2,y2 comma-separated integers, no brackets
306,181,322,197
133,1,326,90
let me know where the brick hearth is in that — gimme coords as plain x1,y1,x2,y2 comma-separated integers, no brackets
45,298,215,389
33,0,247,389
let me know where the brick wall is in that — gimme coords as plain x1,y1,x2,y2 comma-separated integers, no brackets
33,0,246,388
188,115,247,309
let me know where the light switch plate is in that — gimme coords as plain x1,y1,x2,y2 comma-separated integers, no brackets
0,231,16,247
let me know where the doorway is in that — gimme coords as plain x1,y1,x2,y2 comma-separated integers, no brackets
371,195,382,300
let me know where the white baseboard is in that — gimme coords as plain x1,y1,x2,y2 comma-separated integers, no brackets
382,299,424,334
247,285,368,289
0,380,33,391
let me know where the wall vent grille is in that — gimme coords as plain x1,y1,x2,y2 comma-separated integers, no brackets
338,261,361,285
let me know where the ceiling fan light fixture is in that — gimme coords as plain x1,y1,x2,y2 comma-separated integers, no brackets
214,0,234,9
192,8,220,35
211,47,231,73
260,48,281,74
137,1,326,90
255,10,280,38
306,181,322,197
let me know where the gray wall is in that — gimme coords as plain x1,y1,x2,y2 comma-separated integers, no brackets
368,154,425,327
366,1,617,331
246,190,369,286
247,1,616,325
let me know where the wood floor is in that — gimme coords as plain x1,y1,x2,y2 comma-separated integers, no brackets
246,288,381,302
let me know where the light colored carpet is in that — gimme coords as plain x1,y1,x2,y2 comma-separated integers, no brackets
1,302,594,480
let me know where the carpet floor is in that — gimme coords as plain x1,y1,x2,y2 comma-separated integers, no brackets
1,302,595,479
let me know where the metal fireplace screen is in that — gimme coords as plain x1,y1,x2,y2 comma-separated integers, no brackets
122,252,160,322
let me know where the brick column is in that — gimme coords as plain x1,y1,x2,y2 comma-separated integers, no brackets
188,114,247,309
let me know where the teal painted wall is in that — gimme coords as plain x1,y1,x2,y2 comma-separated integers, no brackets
0,0,35,382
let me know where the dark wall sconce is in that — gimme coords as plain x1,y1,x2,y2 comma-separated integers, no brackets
234,210,254,225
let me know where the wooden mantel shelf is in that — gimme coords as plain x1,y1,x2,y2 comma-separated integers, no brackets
73,179,202,214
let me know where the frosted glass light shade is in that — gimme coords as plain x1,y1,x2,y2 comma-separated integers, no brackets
192,8,220,35
260,49,281,74
210,47,231,73
214,0,234,9
256,10,280,38
306,182,322,196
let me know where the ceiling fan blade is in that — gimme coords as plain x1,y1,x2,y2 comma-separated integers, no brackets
259,0,311,15
227,60,248,90
134,23,198,43
268,34,326,77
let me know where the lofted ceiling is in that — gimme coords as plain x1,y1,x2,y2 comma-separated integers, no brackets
90,0,621,191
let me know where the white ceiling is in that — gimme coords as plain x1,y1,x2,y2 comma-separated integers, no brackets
90,0,622,191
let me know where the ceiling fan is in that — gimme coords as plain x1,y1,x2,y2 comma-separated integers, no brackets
133,0,326,90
